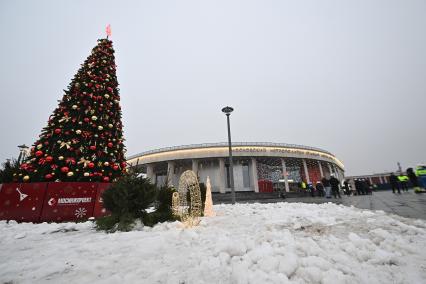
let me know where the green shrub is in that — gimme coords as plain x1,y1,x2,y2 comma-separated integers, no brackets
96,169,182,232
144,186,178,226
0,159,19,184
96,169,156,232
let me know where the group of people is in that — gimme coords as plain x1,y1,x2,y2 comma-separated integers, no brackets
389,168,423,194
300,174,342,199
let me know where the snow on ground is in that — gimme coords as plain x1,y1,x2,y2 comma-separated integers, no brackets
1,203,426,284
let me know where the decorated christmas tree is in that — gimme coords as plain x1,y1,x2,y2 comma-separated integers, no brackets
16,37,126,183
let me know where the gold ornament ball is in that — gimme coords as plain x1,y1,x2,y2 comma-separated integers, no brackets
114,100,119,104
37,144,43,149
58,156,64,160
57,140,62,144
67,172,74,177
104,94,110,99
76,130,82,135
108,124,113,128
84,172,90,177
98,126,103,130
72,105,78,110
104,162,109,166
91,116,98,121
23,175,30,182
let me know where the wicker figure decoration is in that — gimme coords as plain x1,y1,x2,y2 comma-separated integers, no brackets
175,170,202,222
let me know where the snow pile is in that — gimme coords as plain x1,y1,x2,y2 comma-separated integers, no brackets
1,202,426,283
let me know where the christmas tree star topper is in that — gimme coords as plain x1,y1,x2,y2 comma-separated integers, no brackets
106,24,112,38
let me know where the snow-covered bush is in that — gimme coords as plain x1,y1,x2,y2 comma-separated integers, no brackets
96,168,179,232
96,168,157,232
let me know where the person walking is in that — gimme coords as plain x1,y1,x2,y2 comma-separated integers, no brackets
354,179,362,195
398,174,409,192
308,183,315,197
300,180,307,196
330,174,341,198
343,180,350,196
316,182,324,197
406,168,422,192
389,173,401,194
322,175,332,198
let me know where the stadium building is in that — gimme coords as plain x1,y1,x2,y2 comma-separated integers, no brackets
127,142,344,193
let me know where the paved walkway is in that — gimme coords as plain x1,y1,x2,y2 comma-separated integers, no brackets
282,190,426,220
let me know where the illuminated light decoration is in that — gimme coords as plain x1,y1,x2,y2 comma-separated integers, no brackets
203,176,215,217
176,170,202,227
127,144,344,170
172,192,179,217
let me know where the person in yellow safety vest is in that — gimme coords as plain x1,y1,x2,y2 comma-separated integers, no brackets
398,175,409,192
300,181,307,195
416,166,426,176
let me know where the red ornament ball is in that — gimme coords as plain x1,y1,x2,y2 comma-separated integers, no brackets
84,117,90,123
90,145,96,151
45,156,53,163
107,142,113,148
103,177,110,182
88,162,95,168
54,128,61,134
112,165,119,171
35,151,43,157
45,174,53,180
60,166,69,173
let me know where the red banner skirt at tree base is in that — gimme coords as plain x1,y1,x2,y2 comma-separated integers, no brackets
0,182,111,223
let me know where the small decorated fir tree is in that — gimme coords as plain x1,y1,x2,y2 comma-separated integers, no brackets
17,38,126,182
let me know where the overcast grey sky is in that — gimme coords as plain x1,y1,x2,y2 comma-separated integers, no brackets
0,0,425,176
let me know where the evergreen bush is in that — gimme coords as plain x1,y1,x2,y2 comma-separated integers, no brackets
96,169,180,232
0,159,20,184
96,169,156,232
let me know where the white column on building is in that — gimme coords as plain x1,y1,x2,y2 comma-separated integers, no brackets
251,158,259,192
302,159,310,184
379,176,383,184
218,158,226,193
281,158,290,192
327,163,333,177
383,176,388,183
167,161,175,187
318,161,324,178
333,165,340,180
192,159,199,177
369,177,373,184
146,164,154,182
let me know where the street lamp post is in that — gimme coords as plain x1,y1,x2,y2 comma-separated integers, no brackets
17,144,29,164
221,106,236,204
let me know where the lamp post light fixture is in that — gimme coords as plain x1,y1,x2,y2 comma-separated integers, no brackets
17,144,29,164
221,106,236,204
